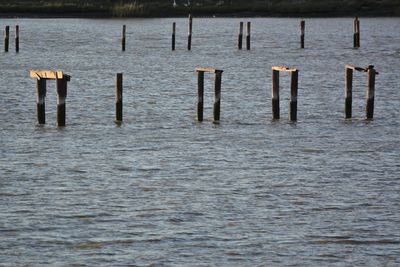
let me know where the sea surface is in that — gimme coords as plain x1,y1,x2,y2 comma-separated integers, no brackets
0,17,399,266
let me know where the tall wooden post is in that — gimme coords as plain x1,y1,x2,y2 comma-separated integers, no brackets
365,66,375,120
188,14,193,51
345,67,353,119
4,26,9,52
56,78,67,127
197,71,204,122
272,69,280,120
213,71,222,123
115,73,123,122
36,79,46,124
300,20,305,49
246,22,251,50
238,22,243,50
121,25,126,51
172,22,176,51
289,70,298,122
353,17,360,48
15,25,19,53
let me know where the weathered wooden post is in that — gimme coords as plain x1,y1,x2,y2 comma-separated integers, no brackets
188,14,193,51
272,69,280,120
115,73,123,123
246,21,251,50
172,22,176,51
353,17,360,48
195,67,223,123
4,25,9,52
300,20,305,49
214,70,223,123
344,66,353,119
197,70,204,121
36,79,47,124
56,77,68,127
366,65,375,120
15,25,19,53
271,66,299,121
289,70,298,121
238,22,243,50
121,25,126,51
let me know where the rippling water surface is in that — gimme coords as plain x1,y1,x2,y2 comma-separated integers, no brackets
1,17,399,266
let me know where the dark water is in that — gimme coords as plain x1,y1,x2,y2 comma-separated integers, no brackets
1,17,399,266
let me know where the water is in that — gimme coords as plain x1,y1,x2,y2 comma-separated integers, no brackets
0,17,399,266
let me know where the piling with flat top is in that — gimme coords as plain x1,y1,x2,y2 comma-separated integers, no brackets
188,14,193,51
300,20,305,49
15,25,19,53
115,73,123,123
238,22,243,50
4,25,9,52
36,79,47,124
214,70,222,123
366,66,375,120
345,66,353,119
197,71,204,121
289,70,298,121
353,17,360,48
172,22,176,51
272,69,280,120
56,78,68,127
122,25,126,51
246,22,251,50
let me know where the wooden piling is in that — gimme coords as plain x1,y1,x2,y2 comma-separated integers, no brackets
365,66,375,120
345,67,353,119
214,71,222,123
188,14,193,51
36,79,46,124
289,70,298,122
197,71,204,122
246,22,251,50
15,25,19,53
300,20,305,49
172,22,176,51
353,17,360,48
4,25,9,52
56,78,67,127
115,73,123,122
122,25,126,51
272,69,280,120
238,22,243,50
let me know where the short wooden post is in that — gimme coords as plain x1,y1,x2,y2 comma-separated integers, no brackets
272,69,280,120
4,25,9,52
36,79,47,124
300,20,305,49
238,22,243,50
353,17,360,48
188,14,193,51
344,66,353,119
197,71,204,121
15,25,19,53
289,70,298,122
121,25,126,51
172,22,176,51
213,71,222,123
56,78,67,127
115,73,123,123
246,22,251,50
365,66,375,120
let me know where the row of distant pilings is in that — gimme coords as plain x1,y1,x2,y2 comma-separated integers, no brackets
29,64,377,127
4,17,362,52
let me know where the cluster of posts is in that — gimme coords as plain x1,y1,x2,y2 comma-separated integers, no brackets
3,25,19,52
29,63,377,127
